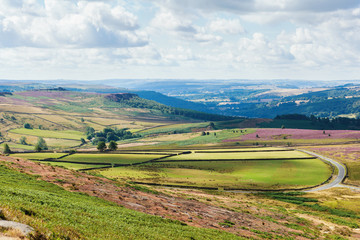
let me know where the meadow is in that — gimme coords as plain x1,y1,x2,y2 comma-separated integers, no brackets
11,152,68,160
164,150,313,161
10,128,86,140
9,148,331,190
100,158,331,189
58,153,169,165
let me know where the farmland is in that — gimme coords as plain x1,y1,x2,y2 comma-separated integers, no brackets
9,128,86,140
12,148,332,190
1,89,360,239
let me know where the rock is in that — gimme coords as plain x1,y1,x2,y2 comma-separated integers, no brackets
0,220,34,236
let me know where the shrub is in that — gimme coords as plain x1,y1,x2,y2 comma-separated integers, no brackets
24,123,32,129
19,136,27,145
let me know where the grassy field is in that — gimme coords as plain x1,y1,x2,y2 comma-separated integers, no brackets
0,142,34,151
40,161,110,170
0,164,241,240
11,153,68,160
165,150,312,161
10,128,86,140
100,158,331,189
138,122,209,135
60,153,167,165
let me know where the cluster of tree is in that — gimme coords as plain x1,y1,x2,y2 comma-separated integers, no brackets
97,140,117,152
105,94,238,121
86,126,139,145
274,114,360,130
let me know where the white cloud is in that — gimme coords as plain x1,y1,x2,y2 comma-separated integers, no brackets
0,0,148,48
209,18,245,35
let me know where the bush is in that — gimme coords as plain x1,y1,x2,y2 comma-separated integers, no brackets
19,136,27,145
24,123,32,129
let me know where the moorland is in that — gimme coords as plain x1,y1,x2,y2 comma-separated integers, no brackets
0,83,359,240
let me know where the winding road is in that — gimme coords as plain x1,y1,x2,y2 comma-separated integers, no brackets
298,149,360,192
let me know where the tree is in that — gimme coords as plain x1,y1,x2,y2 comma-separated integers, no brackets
80,138,86,144
19,136,27,145
3,144,11,154
24,123,32,129
97,141,106,152
37,137,48,150
34,143,42,152
108,141,118,151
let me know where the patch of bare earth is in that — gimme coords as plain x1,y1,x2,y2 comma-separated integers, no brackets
0,156,319,239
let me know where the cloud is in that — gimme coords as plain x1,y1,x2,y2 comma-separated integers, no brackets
209,18,245,34
153,0,359,14
0,0,148,48
150,8,222,44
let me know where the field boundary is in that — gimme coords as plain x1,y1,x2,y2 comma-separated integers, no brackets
193,149,294,153
155,157,317,163
129,179,335,192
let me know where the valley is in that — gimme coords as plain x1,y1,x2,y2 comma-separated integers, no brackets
0,88,359,239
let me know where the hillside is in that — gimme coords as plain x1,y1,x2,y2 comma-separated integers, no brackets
0,90,239,152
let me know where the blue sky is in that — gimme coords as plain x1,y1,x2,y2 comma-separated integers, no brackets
0,0,359,81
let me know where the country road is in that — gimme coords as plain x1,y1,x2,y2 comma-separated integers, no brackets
298,149,360,192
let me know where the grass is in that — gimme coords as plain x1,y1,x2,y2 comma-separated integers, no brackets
40,161,110,170
61,153,166,165
0,164,242,239
165,150,312,161
0,142,34,151
10,153,68,160
138,122,209,135
101,158,331,189
168,129,257,146
10,128,86,140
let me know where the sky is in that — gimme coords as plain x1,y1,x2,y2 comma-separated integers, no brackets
0,0,359,81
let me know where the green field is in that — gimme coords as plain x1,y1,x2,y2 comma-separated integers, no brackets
100,158,331,189
167,129,257,146
11,149,332,190
0,164,241,240
10,128,86,140
165,150,312,161
0,142,34,151
11,153,68,160
40,161,110,170
60,153,168,165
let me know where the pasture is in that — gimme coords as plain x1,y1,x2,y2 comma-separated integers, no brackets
164,150,312,161
97,148,331,190
9,148,332,190
59,153,169,165
10,128,86,140
100,158,331,189
11,153,69,160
